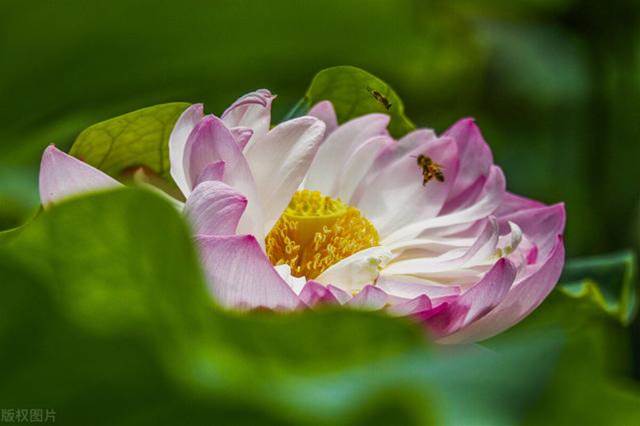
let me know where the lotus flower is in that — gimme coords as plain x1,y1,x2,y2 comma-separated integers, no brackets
38,89,565,343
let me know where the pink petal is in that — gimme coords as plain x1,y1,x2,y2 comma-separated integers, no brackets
299,281,341,306
346,285,433,313
184,181,247,235
443,118,493,202
221,89,275,146
387,294,432,316
196,234,301,310
415,302,450,322
169,104,204,196
347,285,394,310
183,115,234,189
308,101,338,135
498,203,566,260
495,192,545,217
326,285,351,304
229,127,254,150
244,116,326,229
345,285,443,319
194,161,225,187
439,174,486,215
527,245,539,264
438,236,564,344
183,115,264,239
427,258,517,337
39,145,121,207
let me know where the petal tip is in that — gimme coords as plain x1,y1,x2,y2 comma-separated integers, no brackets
452,117,478,131
191,103,204,114
236,194,249,206
312,100,334,110
41,144,63,160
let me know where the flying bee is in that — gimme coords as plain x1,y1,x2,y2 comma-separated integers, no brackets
366,86,392,110
415,154,445,186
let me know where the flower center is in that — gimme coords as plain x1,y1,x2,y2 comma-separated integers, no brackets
266,190,380,279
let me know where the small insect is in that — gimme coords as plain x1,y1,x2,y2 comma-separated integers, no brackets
415,154,445,186
367,86,392,110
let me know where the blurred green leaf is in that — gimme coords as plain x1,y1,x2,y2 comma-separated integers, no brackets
302,66,415,138
0,0,481,169
69,103,189,180
559,251,637,325
0,167,40,230
450,0,576,19
0,222,29,245
0,188,561,425
517,287,640,426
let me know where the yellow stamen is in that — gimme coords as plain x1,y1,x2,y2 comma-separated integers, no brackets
266,190,379,279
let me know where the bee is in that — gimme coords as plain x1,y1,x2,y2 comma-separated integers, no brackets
367,86,392,110
415,154,445,186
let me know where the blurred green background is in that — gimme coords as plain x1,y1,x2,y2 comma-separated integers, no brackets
1,0,640,424
2,0,640,258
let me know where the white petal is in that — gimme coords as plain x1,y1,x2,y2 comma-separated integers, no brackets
274,264,307,295
356,136,459,238
377,274,461,300
304,114,389,197
383,217,499,277
382,166,505,245
244,116,326,231
222,89,275,149
169,104,204,197
315,246,392,294
335,135,392,204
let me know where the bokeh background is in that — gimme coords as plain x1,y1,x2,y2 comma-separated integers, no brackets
2,0,640,260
